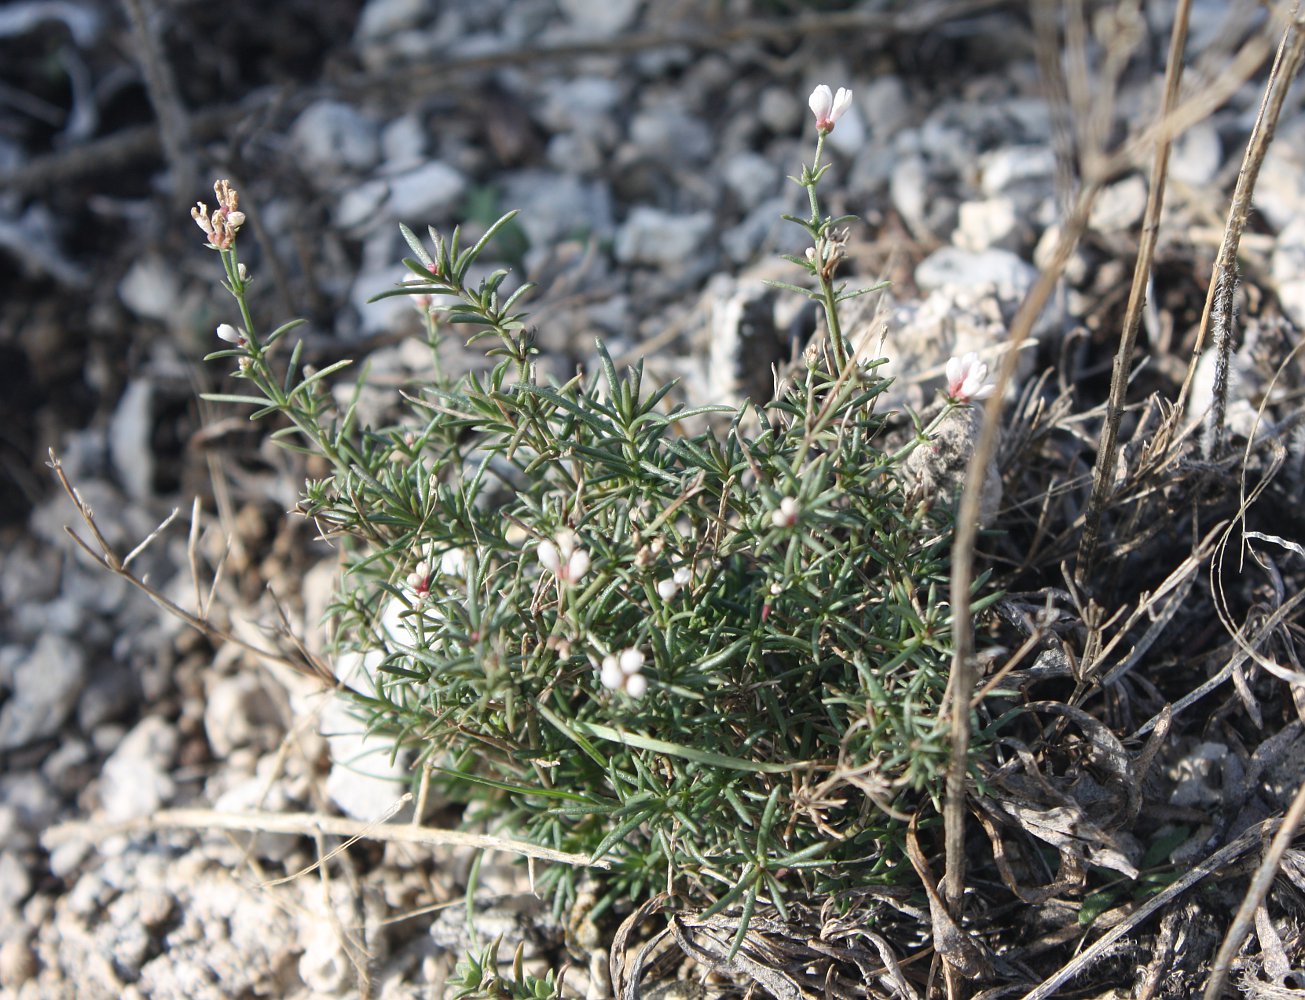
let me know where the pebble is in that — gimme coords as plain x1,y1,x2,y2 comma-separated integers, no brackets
356,0,427,40
0,852,32,913
501,171,613,251
905,405,1003,525
629,105,713,164
556,0,641,37
97,715,177,823
1089,174,1147,233
953,197,1023,253
615,207,715,276
721,151,779,206
1256,134,1305,233
0,634,87,750
290,101,381,181
117,256,182,323
77,666,140,732
384,161,468,222
320,694,413,822
1169,120,1222,187
914,246,1037,297
202,673,283,760
1271,216,1305,329
107,379,153,501
0,930,36,990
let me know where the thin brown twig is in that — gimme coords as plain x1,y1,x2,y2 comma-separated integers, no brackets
1174,1,1305,454
1078,0,1192,581
48,448,331,681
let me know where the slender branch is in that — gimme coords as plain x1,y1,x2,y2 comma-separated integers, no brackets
1174,1,1305,453
1078,0,1192,581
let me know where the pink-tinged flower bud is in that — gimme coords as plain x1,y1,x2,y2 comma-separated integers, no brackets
539,530,591,586
771,497,800,528
808,85,853,133
406,560,432,599
944,352,996,404
216,323,243,344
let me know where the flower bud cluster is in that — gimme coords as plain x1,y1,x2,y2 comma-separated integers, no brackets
600,647,647,698
191,179,246,251
538,529,591,586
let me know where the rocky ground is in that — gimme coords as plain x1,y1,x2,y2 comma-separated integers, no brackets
3,0,1305,997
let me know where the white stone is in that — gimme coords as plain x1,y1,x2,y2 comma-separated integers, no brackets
1090,174,1147,233
861,75,912,137
557,0,641,36
721,151,778,206
757,86,801,135
335,178,389,230
118,256,181,322
1257,139,1305,233
321,695,412,822
1272,217,1305,329
826,102,867,157
890,156,929,232
384,161,467,222
290,101,380,179
381,114,426,170
98,716,177,823
915,247,1037,296
615,206,715,269
1170,120,1221,187
357,0,427,41
108,379,153,501
953,197,1021,253
203,673,283,759
501,171,613,250
0,852,31,913
979,145,1057,198
537,77,624,135
0,634,87,750
630,107,712,163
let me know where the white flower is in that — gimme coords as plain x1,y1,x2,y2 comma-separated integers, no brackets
656,566,692,601
600,647,647,697
216,323,243,344
944,352,996,404
600,654,624,690
618,648,645,675
538,530,591,585
406,560,431,598
771,496,800,528
808,85,853,133
624,673,648,698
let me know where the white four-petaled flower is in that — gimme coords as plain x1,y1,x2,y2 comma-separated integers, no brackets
808,85,853,133
944,352,996,404
538,529,591,586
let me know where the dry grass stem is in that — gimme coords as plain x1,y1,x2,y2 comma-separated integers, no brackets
1078,0,1192,580
44,803,610,870
1203,776,1305,1000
